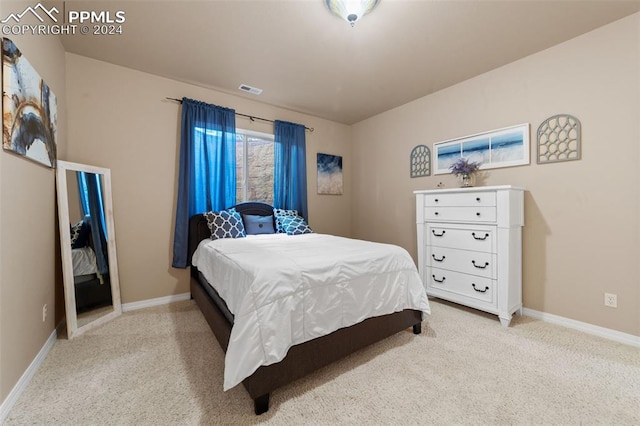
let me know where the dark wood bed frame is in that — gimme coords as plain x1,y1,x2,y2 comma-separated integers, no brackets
188,202,423,415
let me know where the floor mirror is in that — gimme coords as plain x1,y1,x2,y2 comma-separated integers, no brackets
56,160,122,339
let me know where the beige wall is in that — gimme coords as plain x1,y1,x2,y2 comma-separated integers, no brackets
2,7,637,413
65,170,82,224
352,14,640,336
0,21,68,406
64,53,351,304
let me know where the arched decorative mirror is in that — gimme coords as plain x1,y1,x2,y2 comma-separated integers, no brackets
56,161,122,338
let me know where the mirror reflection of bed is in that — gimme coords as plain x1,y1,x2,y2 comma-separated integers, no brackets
56,160,122,339
66,170,114,327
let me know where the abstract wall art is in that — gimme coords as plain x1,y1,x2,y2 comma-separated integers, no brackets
317,153,343,195
433,123,529,174
2,37,57,168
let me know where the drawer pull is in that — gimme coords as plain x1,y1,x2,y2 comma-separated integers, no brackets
432,254,446,262
471,232,489,241
432,275,446,283
432,230,446,237
476,197,481,202
434,198,439,203
472,283,489,293
472,260,489,269
476,212,481,217
434,211,439,216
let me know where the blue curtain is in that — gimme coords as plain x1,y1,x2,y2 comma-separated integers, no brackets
77,172,109,275
273,120,308,220
172,98,236,268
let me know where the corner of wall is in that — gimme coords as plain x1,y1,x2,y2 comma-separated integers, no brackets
0,30,67,406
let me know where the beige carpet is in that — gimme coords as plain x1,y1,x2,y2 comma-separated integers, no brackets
5,299,639,425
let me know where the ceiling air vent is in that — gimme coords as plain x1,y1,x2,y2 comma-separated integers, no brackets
238,84,263,95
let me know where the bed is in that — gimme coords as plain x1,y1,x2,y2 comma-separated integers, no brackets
188,202,429,414
72,248,111,313
70,220,112,312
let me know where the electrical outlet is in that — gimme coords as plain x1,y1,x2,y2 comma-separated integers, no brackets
42,304,47,322
604,293,617,308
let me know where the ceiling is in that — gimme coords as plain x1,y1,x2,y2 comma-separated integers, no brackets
54,0,640,125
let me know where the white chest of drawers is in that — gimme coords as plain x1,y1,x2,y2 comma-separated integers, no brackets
415,186,525,326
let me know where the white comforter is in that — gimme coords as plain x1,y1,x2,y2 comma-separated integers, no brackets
192,233,430,390
71,246,98,276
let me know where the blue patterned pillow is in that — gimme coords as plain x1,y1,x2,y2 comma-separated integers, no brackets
280,215,313,235
70,219,90,249
204,208,246,240
273,208,298,233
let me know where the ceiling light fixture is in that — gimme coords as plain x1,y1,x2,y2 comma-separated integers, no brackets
325,0,380,27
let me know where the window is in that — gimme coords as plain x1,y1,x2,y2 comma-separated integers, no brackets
236,129,274,205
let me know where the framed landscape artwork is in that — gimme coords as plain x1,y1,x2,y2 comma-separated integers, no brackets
433,124,529,175
2,37,58,168
317,153,343,195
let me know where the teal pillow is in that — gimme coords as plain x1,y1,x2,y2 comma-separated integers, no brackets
280,215,313,235
273,208,298,233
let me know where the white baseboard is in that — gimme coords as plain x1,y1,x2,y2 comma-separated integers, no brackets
522,308,640,348
121,292,191,312
0,329,57,424
0,294,191,421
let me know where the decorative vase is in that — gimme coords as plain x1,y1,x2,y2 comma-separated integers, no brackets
460,173,474,188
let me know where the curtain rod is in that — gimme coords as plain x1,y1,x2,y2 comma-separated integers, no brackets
165,97,314,132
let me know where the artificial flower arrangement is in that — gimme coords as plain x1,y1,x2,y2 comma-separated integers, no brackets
449,158,482,187
449,157,481,176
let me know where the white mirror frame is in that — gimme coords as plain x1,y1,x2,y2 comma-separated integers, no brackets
56,160,122,338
